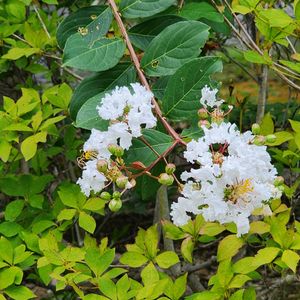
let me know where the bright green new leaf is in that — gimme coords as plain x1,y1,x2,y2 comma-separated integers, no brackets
249,221,270,234
281,249,300,273
83,198,106,212
217,235,244,261
289,119,300,132
141,21,210,76
181,237,194,263
0,237,14,264
155,251,179,268
2,47,40,60
63,35,125,72
0,140,12,162
260,112,274,135
79,211,96,234
58,184,86,209
57,208,77,221
21,131,47,161
228,274,251,289
233,257,257,274
244,50,272,65
98,278,117,300
163,57,222,121
0,268,20,289
141,262,159,285
120,252,148,267
252,247,281,267
120,0,176,19
5,286,36,300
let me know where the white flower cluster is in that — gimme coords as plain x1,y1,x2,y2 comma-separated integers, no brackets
200,85,224,108
171,88,281,236
77,83,156,196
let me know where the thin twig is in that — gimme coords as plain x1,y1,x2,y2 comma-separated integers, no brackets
107,0,186,146
33,4,51,39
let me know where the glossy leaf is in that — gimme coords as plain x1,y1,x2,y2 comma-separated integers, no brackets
57,6,112,48
163,57,222,121
63,35,125,72
120,0,176,19
141,21,210,76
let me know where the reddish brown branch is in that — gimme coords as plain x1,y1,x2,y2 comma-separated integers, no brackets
107,0,186,145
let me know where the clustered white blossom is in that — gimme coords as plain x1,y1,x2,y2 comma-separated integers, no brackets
170,86,281,236
77,83,156,196
200,85,224,108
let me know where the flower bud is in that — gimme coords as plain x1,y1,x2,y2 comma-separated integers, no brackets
100,191,111,200
112,191,121,199
198,120,210,128
277,185,285,192
253,135,266,146
114,145,124,157
165,163,176,175
129,178,136,188
158,173,174,186
108,144,118,155
251,123,261,135
96,159,108,173
197,108,208,119
116,175,128,189
274,176,284,186
108,198,122,212
266,134,276,144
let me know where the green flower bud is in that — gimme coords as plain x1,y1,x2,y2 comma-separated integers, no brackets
96,159,108,173
158,173,174,186
116,175,128,189
108,144,118,155
112,191,121,199
197,108,208,119
114,145,124,157
100,191,111,200
165,163,176,175
266,134,276,144
251,123,261,135
253,135,266,146
108,198,122,212
277,185,285,192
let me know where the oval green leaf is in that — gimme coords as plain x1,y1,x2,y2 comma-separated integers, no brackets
141,21,210,76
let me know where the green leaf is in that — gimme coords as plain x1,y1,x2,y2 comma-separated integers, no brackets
120,0,176,19
57,208,77,221
120,252,148,267
181,237,194,263
0,268,20,289
57,6,112,48
228,274,251,288
289,119,300,132
63,35,125,72
260,112,274,135
85,248,115,277
163,57,222,121
281,249,300,273
244,50,272,65
2,47,40,60
279,60,300,74
229,290,244,300
232,257,257,274
243,287,256,300
141,21,210,76
185,291,221,300
58,184,86,209
252,247,280,267
179,2,223,22
162,220,185,240
98,278,117,300
155,251,179,268
249,221,270,234
0,237,14,264
141,262,159,285
79,211,96,234
70,63,136,120
217,235,244,262
295,0,300,20
266,131,293,146
173,273,187,300
20,132,47,161
5,200,24,222
4,286,36,300
128,15,184,51
0,222,22,238
83,197,106,212
0,140,12,162
259,9,293,28
75,92,109,130
125,129,173,167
